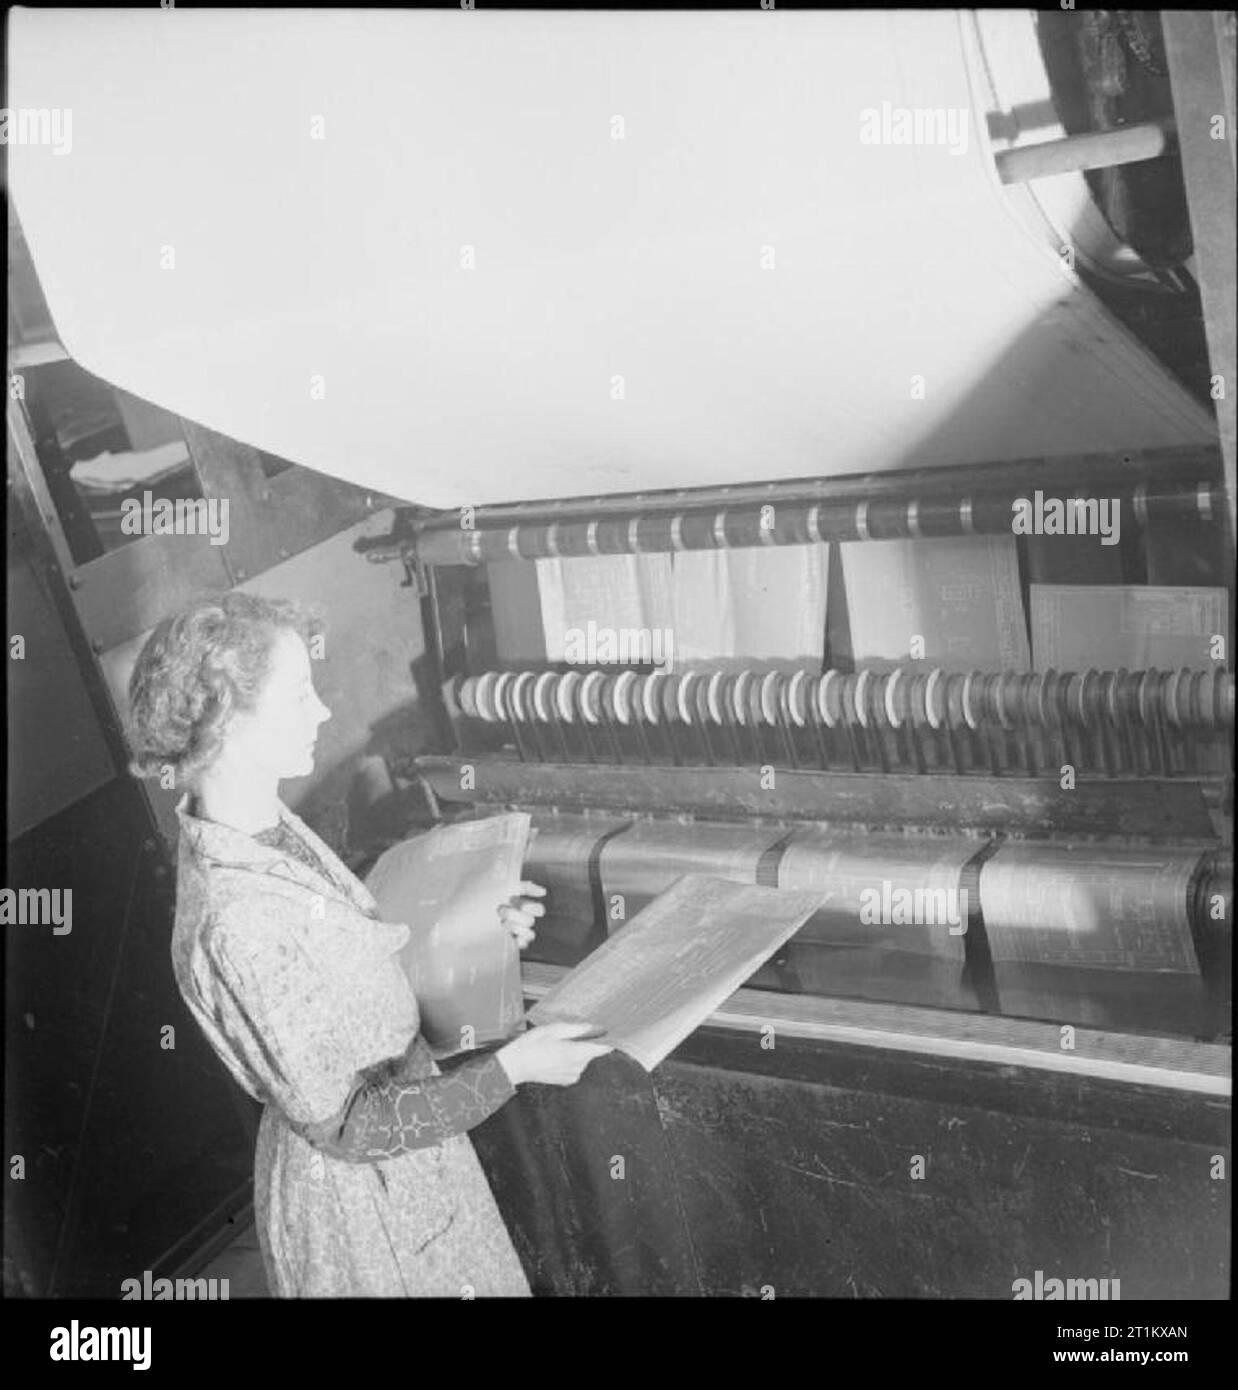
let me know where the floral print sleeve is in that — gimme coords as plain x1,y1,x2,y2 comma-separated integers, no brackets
205,900,515,1165
299,1041,515,1162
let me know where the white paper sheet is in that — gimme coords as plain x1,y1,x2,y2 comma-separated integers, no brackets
841,535,1031,671
528,874,824,1070
69,441,190,494
671,544,829,666
1030,585,1228,672
536,554,674,663
365,813,531,1052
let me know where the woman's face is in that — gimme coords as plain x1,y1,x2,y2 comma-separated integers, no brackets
223,628,332,783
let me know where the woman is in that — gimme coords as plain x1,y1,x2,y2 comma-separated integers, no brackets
128,592,610,1296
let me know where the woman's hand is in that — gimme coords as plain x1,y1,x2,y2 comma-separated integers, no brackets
497,880,546,950
496,1021,612,1087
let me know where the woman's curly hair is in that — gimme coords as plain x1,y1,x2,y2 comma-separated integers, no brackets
127,592,322,787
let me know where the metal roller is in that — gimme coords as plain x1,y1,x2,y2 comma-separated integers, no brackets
404,478,1226,567
445,665,1234,778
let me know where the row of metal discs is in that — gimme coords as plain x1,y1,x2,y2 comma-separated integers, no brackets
448,665,1235,734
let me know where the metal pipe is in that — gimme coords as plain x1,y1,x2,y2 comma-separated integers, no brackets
994,120,1174,185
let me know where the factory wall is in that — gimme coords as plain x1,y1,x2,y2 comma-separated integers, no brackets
6,503,114,838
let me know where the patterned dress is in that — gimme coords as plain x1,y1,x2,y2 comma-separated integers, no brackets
170,796,531,1297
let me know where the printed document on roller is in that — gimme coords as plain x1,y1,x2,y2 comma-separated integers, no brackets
366,813,531,1052
1030,585,1227,672
841,536,1030,671
536,555,674,662
533,545,829,668
528,874,824,1070
671,544,829,665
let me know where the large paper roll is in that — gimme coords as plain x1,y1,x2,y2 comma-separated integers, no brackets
977,841,1209,1034
598,819,786,929
978,842,1202,973
8,10,1214,507
776,830,976,960
523,813,632,965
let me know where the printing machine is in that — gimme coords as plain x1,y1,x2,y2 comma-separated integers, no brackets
341,442,1232,1297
